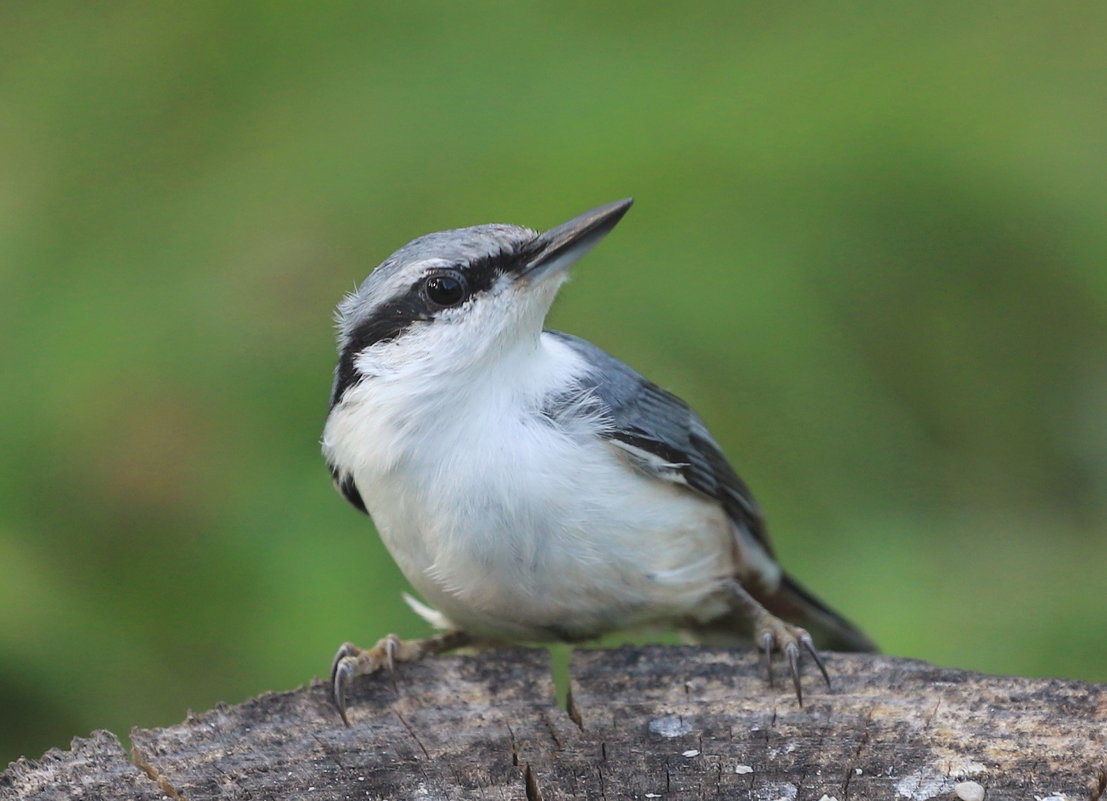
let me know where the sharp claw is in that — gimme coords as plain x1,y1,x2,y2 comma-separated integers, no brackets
333,659,352,727
384,636,397,672
385,636,402,693
331,642,359,678
328,646,342,692
329,643,360,727
801,633,830,688
759,631,775,686
326,630,469,725
785,643,802,706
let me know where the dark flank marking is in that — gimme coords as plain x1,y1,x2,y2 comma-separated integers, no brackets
338,474,368,515
328,461,368,515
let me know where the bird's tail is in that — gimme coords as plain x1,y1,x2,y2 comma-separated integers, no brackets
693,572,877,653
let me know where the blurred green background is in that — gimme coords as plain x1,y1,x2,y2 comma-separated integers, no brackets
3,1,1107,768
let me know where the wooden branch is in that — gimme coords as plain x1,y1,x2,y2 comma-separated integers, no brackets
3,646,1105,800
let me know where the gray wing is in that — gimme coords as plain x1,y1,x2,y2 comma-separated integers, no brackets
545,330,774,557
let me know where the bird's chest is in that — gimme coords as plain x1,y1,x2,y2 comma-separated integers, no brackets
327,385,589,602
324,374,733,640
363,410,584,583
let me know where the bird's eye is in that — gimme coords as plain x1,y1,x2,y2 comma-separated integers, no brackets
424,274,467,307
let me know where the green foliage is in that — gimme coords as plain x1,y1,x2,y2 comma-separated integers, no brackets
2,2,1106,766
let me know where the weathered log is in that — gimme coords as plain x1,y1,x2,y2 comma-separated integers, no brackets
3,646,1105,800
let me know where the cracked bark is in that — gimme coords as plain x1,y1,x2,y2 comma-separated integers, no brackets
3,646,1106,801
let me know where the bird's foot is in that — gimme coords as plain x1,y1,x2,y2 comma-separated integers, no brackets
752,614,829,706
329,629,472,725
724,580,830,705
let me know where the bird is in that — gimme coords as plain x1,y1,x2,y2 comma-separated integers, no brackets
322,198,875,724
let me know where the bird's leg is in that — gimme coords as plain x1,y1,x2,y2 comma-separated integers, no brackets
723,579,830,706
329,629,475,725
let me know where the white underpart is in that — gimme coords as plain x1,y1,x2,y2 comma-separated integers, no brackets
609,430,781,591
323,283,739,641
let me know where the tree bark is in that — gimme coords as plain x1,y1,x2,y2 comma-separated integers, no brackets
3,646,1105,800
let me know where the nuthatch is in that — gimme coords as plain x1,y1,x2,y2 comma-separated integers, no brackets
323,199,875,723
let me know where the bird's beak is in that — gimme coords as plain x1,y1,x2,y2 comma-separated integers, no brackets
520,198,634,283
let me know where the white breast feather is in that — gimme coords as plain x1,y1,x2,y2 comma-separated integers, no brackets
323,329,737,641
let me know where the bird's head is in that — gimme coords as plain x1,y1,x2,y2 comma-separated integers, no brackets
330,198,633,406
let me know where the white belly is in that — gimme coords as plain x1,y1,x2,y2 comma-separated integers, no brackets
326,388,735,642
321,327,744,643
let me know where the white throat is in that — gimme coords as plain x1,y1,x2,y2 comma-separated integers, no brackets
324,328,588,484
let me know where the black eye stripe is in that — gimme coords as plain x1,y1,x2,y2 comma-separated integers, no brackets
462,246,519,293
331,294,433,406
330,246,527,407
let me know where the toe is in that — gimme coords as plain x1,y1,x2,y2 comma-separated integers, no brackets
329,642,360,686
324,630,470,724
800,632,831,688
752,619,829,705
784,641,802,706
758,630,775,687
331,655,357,726
380,634,401,672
